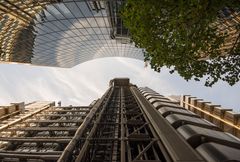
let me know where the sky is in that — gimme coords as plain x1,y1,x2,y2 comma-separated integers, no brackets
0,57,239,112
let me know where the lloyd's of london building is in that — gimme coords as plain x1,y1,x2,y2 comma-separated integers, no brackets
0,78,239,162
0,1,240,162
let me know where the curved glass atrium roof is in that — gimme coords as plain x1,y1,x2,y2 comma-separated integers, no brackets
0,0,144,68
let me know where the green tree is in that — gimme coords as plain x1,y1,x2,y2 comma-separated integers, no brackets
121,0,240,86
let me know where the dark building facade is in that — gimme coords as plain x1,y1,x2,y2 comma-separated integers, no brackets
0,78,239,162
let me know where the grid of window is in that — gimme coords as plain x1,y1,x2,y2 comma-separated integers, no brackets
213,8,240,56
0,0,144,67
1,1,238,67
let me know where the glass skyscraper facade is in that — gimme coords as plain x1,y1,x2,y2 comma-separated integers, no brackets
0,1,239,68
0,0,144,67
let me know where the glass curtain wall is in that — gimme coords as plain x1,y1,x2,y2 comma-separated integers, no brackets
0,0,144,67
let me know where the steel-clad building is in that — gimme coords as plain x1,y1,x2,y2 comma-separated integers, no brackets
0,78,239,162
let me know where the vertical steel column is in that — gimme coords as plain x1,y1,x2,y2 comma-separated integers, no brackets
123,86,167,162
58,88,113,162
74,87,115,162
120,87,125,162
130,86,205,162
